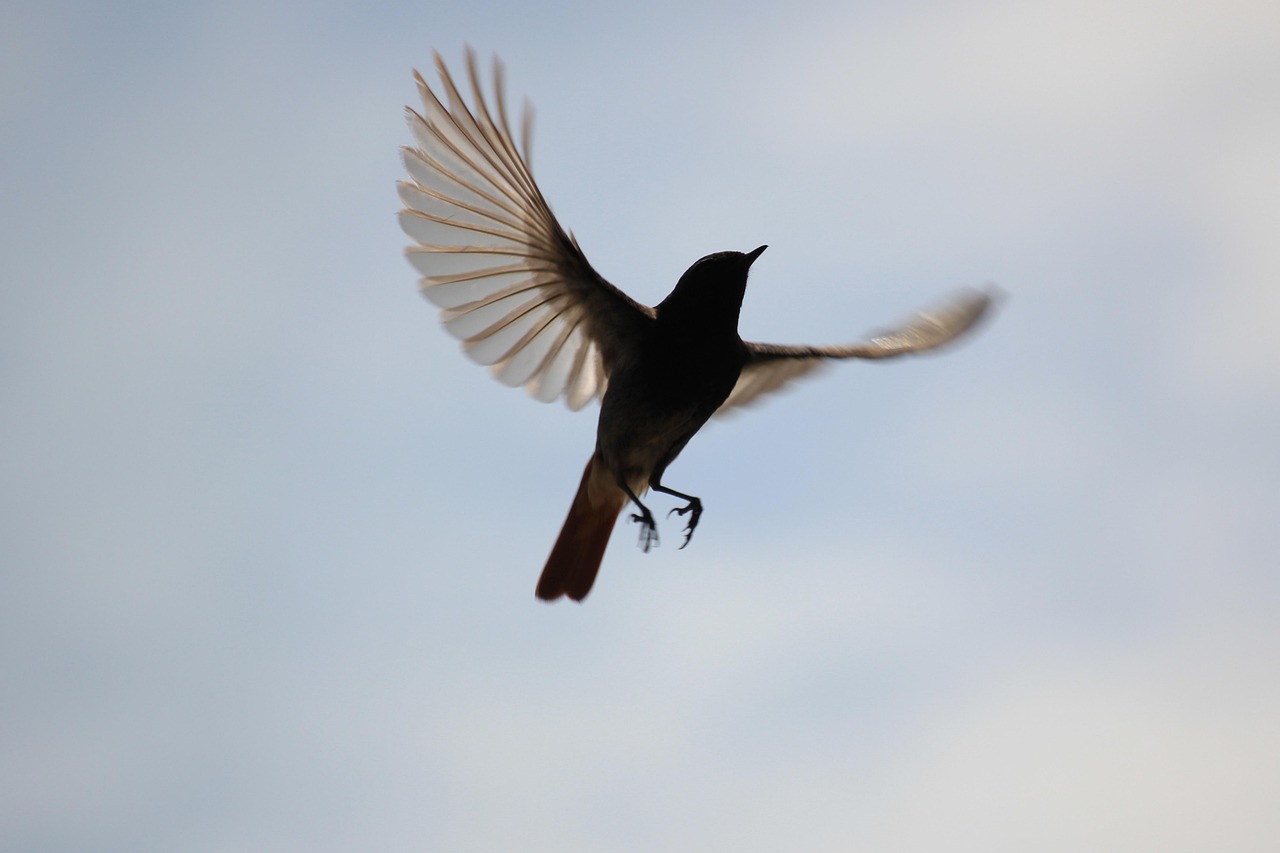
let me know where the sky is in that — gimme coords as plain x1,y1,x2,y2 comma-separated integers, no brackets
3,0,1279,850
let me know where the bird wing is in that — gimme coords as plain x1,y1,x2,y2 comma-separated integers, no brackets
719,286,998,413
398,50,653,410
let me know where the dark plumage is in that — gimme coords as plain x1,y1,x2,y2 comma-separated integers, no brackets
398,51,997,602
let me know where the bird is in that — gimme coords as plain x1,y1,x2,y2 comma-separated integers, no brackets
398,50,997,603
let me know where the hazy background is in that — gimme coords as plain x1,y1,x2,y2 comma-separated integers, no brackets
3,0,1278,850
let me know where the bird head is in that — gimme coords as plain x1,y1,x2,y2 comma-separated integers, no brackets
656,245,767,329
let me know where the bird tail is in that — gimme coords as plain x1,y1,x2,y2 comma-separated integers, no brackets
536,455,626,602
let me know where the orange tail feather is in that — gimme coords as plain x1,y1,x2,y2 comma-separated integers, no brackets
536,456,625,602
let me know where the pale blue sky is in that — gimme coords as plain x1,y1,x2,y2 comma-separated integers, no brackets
3,1,1279,850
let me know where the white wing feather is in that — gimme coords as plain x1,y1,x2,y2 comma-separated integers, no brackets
399,50,651,410
719,286,998,413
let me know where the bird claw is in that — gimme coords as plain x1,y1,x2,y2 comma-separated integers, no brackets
632,498,702,552
667,498,703,549
631,509,659,553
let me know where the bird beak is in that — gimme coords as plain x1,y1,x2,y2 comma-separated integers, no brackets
745,245,767,265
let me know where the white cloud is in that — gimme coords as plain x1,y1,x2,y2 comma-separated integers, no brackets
4,1,1279,850
863,626,1280,852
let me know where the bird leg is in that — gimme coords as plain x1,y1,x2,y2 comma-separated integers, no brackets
619,482,660,552
652,483,703,549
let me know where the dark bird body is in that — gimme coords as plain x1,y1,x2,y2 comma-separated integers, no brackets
399,51,998,602
538,250,760,599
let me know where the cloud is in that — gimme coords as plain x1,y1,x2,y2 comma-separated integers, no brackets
3,1,1279,850
863,625,1280,852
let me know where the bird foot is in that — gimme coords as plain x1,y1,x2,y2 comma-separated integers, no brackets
666,498,703,549
631,507,659,552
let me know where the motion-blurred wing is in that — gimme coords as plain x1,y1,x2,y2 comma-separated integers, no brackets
398,50,652,410
720,286,997,413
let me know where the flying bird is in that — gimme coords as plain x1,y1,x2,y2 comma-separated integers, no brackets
398,51,996,603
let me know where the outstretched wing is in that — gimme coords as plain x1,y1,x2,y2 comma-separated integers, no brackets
719,286,998,413
398,50,652,410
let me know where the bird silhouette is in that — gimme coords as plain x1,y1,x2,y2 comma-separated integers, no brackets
398,50,997,602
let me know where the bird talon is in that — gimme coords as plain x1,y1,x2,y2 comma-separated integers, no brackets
673,498,702,549
631,509,659,552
